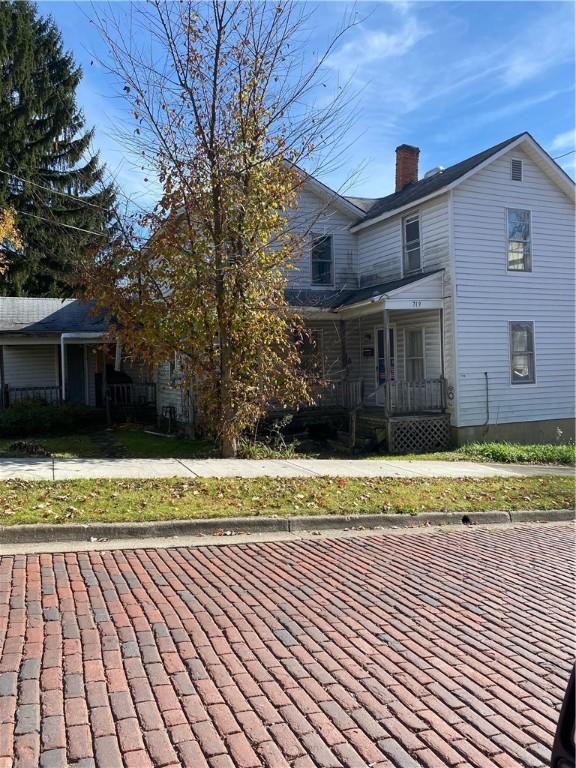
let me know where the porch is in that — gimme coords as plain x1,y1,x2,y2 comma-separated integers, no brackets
0,336,156,418
301,271,452,452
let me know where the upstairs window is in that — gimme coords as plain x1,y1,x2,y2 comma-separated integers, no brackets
403,214,421,273
507,208,531,271
510,322,535,384
511,158,523,181
311,234,333,285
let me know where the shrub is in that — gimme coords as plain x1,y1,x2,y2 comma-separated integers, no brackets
457,442,575,466
0,403,104,437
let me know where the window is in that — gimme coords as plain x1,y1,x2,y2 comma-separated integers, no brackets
510,322,535,384
511,158,523,182
507,208,531,271
311,234,333,285
405,329,425,381
301,330,324,376
403,214,421,273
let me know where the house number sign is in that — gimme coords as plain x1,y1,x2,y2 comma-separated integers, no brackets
411,300,422,308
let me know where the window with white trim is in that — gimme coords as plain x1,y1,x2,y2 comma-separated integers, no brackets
507,208,531,271
311,234,333,285
510,322,535,384
511,158,523,181
403,214,421,274
405,329,425,381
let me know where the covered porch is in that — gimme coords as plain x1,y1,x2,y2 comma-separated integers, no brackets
299,271,451,451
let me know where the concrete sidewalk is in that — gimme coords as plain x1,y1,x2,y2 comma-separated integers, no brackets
0,456,571,480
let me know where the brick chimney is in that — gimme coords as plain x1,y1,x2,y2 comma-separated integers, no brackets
395,144,420,192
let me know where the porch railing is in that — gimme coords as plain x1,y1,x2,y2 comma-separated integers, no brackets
313,380,364,409
385,378,446,414
3,385,62,407
107,382,157,407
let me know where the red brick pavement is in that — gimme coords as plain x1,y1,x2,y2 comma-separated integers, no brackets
0,523,573,768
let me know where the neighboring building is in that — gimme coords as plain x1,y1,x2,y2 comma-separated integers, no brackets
0,298,155,413
3,132,574,451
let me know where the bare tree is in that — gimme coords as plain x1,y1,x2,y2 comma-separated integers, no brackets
83,1,359,456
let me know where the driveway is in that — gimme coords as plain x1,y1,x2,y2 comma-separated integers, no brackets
0,523,573,767
0,456,571,480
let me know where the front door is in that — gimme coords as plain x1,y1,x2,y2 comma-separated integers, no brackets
65,345,86,404
375,326,395,406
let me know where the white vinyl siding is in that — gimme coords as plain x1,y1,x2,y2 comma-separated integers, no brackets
452,145,575,427
284,187,358,289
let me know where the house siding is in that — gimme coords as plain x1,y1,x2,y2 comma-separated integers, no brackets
452,146,575,428
3,345,59,389
156,362,191,424
285,188,358,289
357,193,450,285
355,195,456,415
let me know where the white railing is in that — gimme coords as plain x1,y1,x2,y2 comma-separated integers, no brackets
386,378,445,414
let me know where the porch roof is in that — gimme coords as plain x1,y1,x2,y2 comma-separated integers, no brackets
0,297,109,336
285,270,443,313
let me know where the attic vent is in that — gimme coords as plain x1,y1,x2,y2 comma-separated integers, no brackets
511,158,523,181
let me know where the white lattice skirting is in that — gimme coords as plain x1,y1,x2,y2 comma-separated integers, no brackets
389,414,451,454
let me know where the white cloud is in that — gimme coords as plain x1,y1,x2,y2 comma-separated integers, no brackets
326,16,429,82
550,130,576,153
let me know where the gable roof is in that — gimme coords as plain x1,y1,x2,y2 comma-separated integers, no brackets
359,134,524,224
0,298,108,335
350,132,575,232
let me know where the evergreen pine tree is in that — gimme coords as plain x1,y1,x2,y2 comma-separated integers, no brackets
0,0,115,296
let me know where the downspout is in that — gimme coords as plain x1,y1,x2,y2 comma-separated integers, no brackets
482,371,490,435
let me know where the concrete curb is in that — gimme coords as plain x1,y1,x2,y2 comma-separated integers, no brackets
0,509,572,545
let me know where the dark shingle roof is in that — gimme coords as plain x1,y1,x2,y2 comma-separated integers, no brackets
285,271,441,310
0,298,109,334
344,196,378,213
359,133,525,224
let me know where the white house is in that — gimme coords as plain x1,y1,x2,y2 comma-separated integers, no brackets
262,131,574,450
1,132,573,451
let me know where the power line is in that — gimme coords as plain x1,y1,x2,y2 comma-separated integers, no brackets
553,150,575,160
0,167,110,212
17,209,108,238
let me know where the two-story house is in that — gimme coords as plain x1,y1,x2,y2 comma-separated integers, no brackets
273,132,574,451
0,132,572,452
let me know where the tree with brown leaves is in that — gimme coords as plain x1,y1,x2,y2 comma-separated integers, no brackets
83,1,357,457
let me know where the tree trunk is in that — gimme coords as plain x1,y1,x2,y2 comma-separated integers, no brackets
221,434,237,458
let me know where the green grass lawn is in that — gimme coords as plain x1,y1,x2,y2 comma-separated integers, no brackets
371,442,575,466
111,429,214,458
0,476,571,526
0,434,103,459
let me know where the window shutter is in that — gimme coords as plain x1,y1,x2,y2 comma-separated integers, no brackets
511,158,523,181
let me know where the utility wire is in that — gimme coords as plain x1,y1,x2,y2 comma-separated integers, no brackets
17,209,108,237
552,150,575,160
0,167,110,212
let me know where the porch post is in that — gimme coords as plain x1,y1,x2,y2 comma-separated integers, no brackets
60,335,66,402
382,305,391,417
439,307,446,411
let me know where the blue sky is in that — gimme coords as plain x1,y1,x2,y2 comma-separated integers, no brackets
39,1,575,204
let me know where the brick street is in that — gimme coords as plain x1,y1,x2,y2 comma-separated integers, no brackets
0,522,573,768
